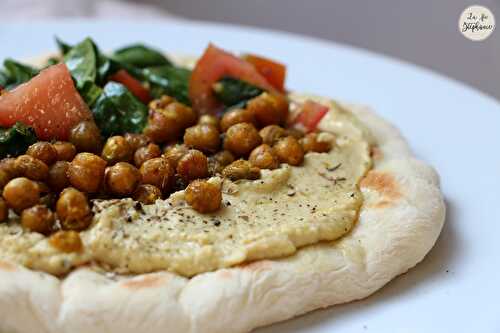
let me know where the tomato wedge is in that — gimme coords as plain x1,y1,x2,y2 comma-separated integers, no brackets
293,100,329,133
0,63,92,140
109,69,151,104
243,54,286,92
189,44,276,114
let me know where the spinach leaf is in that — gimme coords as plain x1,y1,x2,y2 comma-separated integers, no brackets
0,122,37,158
1,59,39,90
63,38,97,89
92,82,148,136
55,37,73,55
0,70,7,87
45,57,60,67
212,77,263,107
142,66,191,105
113,44,172,69
79,81,103,107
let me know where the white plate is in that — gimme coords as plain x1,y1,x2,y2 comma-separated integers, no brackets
1,19,499,333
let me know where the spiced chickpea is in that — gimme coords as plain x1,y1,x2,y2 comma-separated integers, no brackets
101,136,133,164
184,124,220,153
144,100,196,143
222,160,260,181
0,169,10,189
300,133,332,153
163,144,188,169
69,120,103,153
284,128,304,140
185,180,222,213
48,161,70,192
0,198,8,222
208,150,235,175
220,108,257,132
132,184,162,204
14,155,49,181
176,150,209,183
139,157,175,193
49,231,83,253
67,153,107,193
259,125,286,145
249,144,280,170
223,123,262,157
124,133,150,151
0,157,19,178
105,162,141,196
274,136,304,166
26,142,57,165
247,92,289,127
53,141,77,161
21,205,55,235
56,188,92,231
3,177,40,213
198,114,220,129
134,143,161,167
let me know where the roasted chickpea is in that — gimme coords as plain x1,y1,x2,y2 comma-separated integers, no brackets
139,157,175,193
69,120,103,153
198,114,220,129
249,144,280,170
3,177,40,213
21,205,55,235
223,123,262,157
0,198,8,222
53,141,77,161
220,108,257,132
15,155,49,181
149,96,197,130
0,169,10,189
132,184,162,205
247,92,289,127
48,161,70,192
300,133,332,153
26,142,57,165
208,150,235,176
105,162,141,196
56,188,92,231
67,153,107,193
185,180,222,213
49,231,83,253
124,133,150,151
222,160,260,181
163,144,189,169
0,157,19,178
184,124,220,153
284,128,304,140
274,136,304,166
101,136,133,164
134,143,161,167
176,150,209,183
259,125,286,145
40,193,57,209
144,100,196,143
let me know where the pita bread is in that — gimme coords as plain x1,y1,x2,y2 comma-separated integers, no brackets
0,56,445,333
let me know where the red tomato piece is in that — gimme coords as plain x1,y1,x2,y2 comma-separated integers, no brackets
243,54,286,92
189,44,276,114
0,63,92,140
109,69,151,104
293,100,329,133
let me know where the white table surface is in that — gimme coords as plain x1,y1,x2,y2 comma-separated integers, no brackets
1,19,499,333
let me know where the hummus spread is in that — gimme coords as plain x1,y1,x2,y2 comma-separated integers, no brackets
0,98,372,276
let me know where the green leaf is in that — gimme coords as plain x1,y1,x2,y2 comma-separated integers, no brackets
92,82,148,137
63,38,97,89
113,44,172,69
0,122,37,158
55,37,73,55
2,59,39,90
79,81,103,107
212,77,263,107
142,66,191,105
45,57,60,67
0,70,7,87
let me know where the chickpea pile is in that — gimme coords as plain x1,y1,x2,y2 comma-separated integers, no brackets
0,92,333,251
